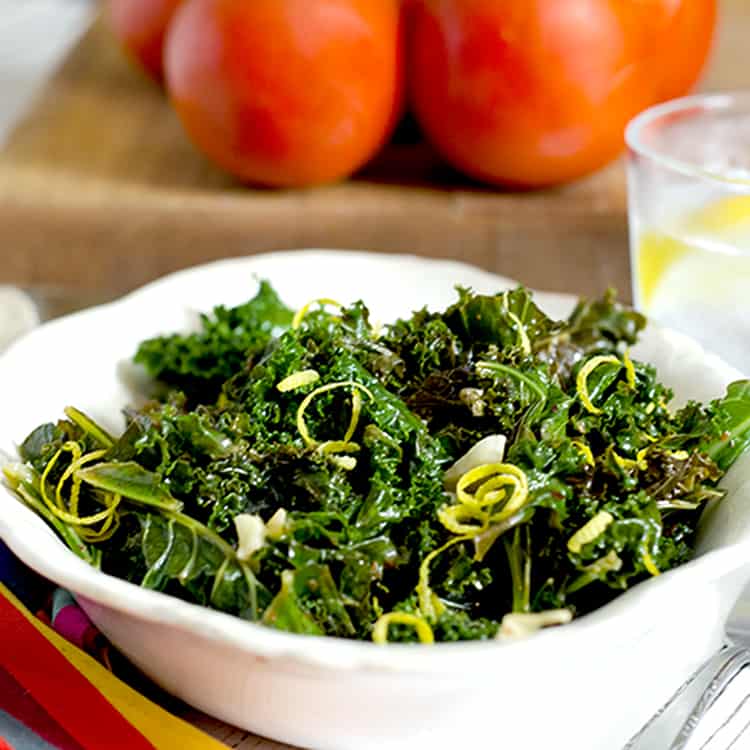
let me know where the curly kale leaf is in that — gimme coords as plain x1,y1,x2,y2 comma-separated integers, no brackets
699,381,750,471
262,563,355,637
380,593,499,643
443,286,555,353
534,289,646,382
134,280,293,401
377,311,461,388
101,509,270,620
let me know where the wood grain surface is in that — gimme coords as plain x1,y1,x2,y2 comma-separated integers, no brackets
179,710,296,750
2,2,745,301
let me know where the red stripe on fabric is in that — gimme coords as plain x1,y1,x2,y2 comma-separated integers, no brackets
0,668,85,750
0,738,17,750
0,592,156,750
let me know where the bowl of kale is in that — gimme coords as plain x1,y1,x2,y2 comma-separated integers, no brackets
2,251,750,750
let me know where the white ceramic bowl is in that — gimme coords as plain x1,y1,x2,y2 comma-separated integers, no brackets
2,251,750,750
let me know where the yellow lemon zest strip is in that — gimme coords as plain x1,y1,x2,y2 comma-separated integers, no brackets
417,535,471,620
76,486,122,543
456,463,527,509
508,311,531,356
636,447,649,469
40,444,117,527
437,504,489,535
276,370,320,393
576,355,622,415
79,524,118,543
571,440,595,467
567,511,614,554
642,549,661,577
59,448,109,518
291,298,343,330
611,450,637,471
296,381,374,448
474,476,511,505
623,349,636,389
49,440,82,514
38,441,122,543
670,450,690,461
67,449,122,542
316,441,360,455
459,466,528,525
78,504,121,543
440,463,529,540
611,447,648,473
372,612,435,645
344,388,363,444
431,463,529,616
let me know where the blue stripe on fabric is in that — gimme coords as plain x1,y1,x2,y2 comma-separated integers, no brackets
0,709,58,750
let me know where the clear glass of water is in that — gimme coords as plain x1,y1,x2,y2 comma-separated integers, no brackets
626,92,750,374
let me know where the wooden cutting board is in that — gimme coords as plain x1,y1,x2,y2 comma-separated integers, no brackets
0,3,747,301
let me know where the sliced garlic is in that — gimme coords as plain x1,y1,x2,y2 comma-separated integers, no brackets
276,369,320,393
329,455,357,471
497,609,573,641
443,434,507,491
459,387,486,417
234,513,266,561
265,508,288,540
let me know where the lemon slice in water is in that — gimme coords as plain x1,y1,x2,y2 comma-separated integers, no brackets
635,195,750,310
633,194,750,372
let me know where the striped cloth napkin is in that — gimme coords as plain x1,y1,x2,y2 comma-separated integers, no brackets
0,540,227,750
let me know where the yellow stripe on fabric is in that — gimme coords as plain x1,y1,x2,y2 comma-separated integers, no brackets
0,584,227,750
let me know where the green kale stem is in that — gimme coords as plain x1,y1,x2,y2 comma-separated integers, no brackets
63,406,115,449
161,508,238,560
9,476,99,567
504,524,532,613
476,361,547,401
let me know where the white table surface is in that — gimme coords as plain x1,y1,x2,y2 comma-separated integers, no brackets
0,0,94,145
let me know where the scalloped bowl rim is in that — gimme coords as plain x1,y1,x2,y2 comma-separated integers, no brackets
0,250,748,677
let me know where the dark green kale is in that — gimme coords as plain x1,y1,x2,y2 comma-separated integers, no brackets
533,288,646,381
134,281,293,401
5,282,750,644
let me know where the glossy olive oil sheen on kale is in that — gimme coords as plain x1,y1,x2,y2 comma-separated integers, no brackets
5,281,750,643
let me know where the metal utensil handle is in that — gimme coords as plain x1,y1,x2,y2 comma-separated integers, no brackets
624,645,750,750
669,645,750,749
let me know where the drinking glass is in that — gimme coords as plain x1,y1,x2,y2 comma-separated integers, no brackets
626,92,750,374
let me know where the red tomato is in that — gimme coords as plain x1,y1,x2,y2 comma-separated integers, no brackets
654,0,717,100
106,0,183,81
165,0,405,187
409,0,715,187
